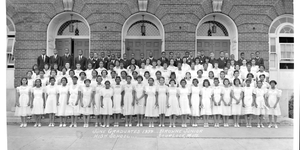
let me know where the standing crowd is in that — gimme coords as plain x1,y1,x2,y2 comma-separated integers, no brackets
15,48,281,129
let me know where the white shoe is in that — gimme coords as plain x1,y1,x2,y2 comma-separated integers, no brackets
162,124,165,127
63,124,66,127
95,124,98,127
34,123,37,127
274,124,278,128
125,124,128,127
182,124,184,128
129,123,132,127
257,124,260,128
69,124,73,128
152,124,154,128
158,124,161,127
169,124,172,128
86,124,89,128
106,125,109,128
149,124,151,128
51,123,54,127
74,124,77,128
38,123,41,127
24,123,27,127
20,124,23,128
59,124,63,127
236,123,240,128
261,124,264,128
48,123,52,127
140,123,143,127
268,124,272,128
136,123,140,127
195,124,198,127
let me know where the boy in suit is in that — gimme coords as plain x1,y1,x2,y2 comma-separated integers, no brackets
37,49,49,70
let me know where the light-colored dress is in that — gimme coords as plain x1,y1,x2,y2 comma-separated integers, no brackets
122,84,134,115
145,85,159,117
221,87,232,116
56,85,69,116
190,86,201,116
112,84,123,114
14,86,31,116
94,84,104,115
80,86,94,115
200,87,213,115
231,86,243,115
212,86,222,115
178,87,191,115
266,88,282,116
100,88,114,115
166,87,181,116
44,85,58,114
157,85,168,115
65,84,81,116
242,86,255,115
134,83,145,114
254,88,267,115
31,87,44,115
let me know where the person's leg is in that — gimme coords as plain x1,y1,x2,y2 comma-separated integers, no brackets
140,115,144,126
181,115,184,126
117,114,120,126
245,115,248,126
129,115,132,125
169,115,172,126
185,115,188,125
249,115,252,127
274,115,278,125
83,115,86,125
237,115,240,125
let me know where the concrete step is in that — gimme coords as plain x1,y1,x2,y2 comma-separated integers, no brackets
7,111,293,125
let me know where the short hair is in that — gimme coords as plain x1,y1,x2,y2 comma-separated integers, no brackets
180,79,187,85
148,77,154,82
84,79,91,83
72,76,78,80
214,77,219,82
92,70,98,76
240,52,245,55
137,75,143,81
61,77,68,83
246,73,254,78
233,70,239,74
155,70,161,75
169,79,176,84
49,77,56,82
233,78,241,85
192,78,199,84
101,70,108,75
144,71,150,76
245,78,252,83
115,76,121,81
20,77,28,85
223,78,230,85
39,70,45,74
126,75,132,79
35,79,42,86
259,65,265,69
269,80,277,85
79,72,86,76
121,70,128,76
69,70,75,75
197,70,203,74
104,80,110,85
259,74,266,78
203,79,210,86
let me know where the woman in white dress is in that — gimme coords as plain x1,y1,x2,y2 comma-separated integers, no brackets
156,77,168,127
161,62,171,84
194,58,203,71
144,78,159,128
44,77,58,127
74,63,83,77
96,61,107,75
134,76,146,127
93,75,103,127
185,72,193,88
212,78,222,128
39,70,48,87
254,80,267,128
30,79,45,127
178,79,191,128
80,79,94,128
221,78,232,127
112,76,123,127
231,78,243,128
90,70,98,88
167,59,177,73
15,77,31,128
181,57,191,73
85,62,94,80
26,71,35,88
57,77,69,127
139,62,147,77
190,79,201,127
100,81,114,128
266,80,282,128
121,76,135,127
200,79,213,128
189,62,198,79
166,79,181,127
242,79,255,128
66,76,81,128
43,64,51,78
175,62,185,84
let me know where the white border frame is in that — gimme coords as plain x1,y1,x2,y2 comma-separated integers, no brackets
121,12,165,57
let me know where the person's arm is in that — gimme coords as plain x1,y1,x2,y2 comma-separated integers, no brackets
188,92,192,108
75,91,80,106
89,89,94,107
166,92,170,108
100,95,104,108
274,90,281,108
121,90,125,107
15,88,20,107
155,91,159,107
132,89,136,107
229,90,234,106
252,91,257,107
57,92,60,106
42,92,46,108
37,57,40,69
238,90,243,105
30,90,34,109
144,91,148,107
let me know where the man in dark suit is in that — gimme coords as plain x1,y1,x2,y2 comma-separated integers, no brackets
121,53,129,68
174,52,182,67
137,53,146,67
209,52,217,66
87,51,94,67
49,48,61,70
168,52,174,60
237,52,246,66
37,49,49,70
187,51,194,65
248,53,255,64
148,52,154,63
92,52,100,69
104,51,112,69
255,51,264,66
61,48,74,69
159,51,169,65
198,50,206,64
74,50,88,71
217,51,227,69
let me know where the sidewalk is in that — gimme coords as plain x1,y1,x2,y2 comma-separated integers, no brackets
7,123,293,150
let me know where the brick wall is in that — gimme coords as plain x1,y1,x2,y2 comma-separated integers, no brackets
7,0,293,87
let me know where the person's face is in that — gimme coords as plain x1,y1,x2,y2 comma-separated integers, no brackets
177,63,182,68
242,60,247,65
247,64,251,70
201,51,204,56
140,53,144,58
225,53,229,58
220,73,225,78
251,53,255,58
131,59,135,64
209,72,214,78
78,50,82,55
42,49,46,55
94,53,98,58
123,53,127,59
235,65,240,70
88,64,92,69
152,61,156,66
260,66,264,71
197,51,201,56
53,49,57,54
126,77,132,83
195,59,199,64
65,63,70,69
111,72,116,78
192,80,198,86
197,71,202,76
50,79,55,85
259,76,265,81
62,69,66,73
181,81,186,87
224,80,229,86
149,52,153,57
26,72,32,78
224,67,228,73
65,49,69,54
170,81,175,86
234,72,239,77
101,52,105,58
69,71,75,76
176,53,181,57
270,82,275,88
61,79,67,85
214,63,218,68
163,63,168,69
251,60,255,65
185,52,189,57
203,64,208,70
105,82,110,88
157,60,161,66
204,81,208,87
191,63,195,68
256,52,260,57
107,51,111,56
131,53,135,58
159,78,164,84
76,64,81,69
230,54,235,59
170,59,174,65
210,53,214,58
54,64,58,69
156,73,161,78
116,78,121,84
36,80,42,87
72,78,78,84
90,52,93,57
137,77,142,83
145,73,150,78
97,77,103,83
141,63,145,68
117,53,121,58
214,80,219,86
80,74,86,79
85,81,90,87
257,82,262,88
182,58,187,63
21,78,27,85
234,79,240,86
246,81,251,86
101,71,107,77
92,71,97,77
241,53,245,58
220,52,224,57
186,73,191,78
121,72,126,77
148,79,154,85
99,62,104,67
44,64,49,69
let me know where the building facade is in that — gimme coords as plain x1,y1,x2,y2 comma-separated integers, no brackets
6,0,293,116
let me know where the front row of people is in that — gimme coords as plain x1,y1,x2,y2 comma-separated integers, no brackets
15,74,281,128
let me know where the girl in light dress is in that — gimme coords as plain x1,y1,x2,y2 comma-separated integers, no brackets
212,78,222,128
181,57,191,73
139,62,147,77
142,71,151,86
189,61,198,79
250,59,259,74
212,63,222,78
175,62,185,84
166,79,181,127
231,78,243,128
53,63,62,76
30,79,45,127
156,77,168,127
112,76,123,127
100,81,114,128
134,76,146,127
200,79,213,128
78,72,87,87
184,72,193,87
96,61,107,75
131,71,139,86
145,58,153,71
120,71,128,86
208,71,215,86
66,76,81,128
74,63,83,77
167,59,177,73
258,74,270,89
240,59,248,81
26,71,35,87
15,77,31,128
44,77,58,127
122,76,135,127
156,59,163,71
67,70,76,86
221,78,232,127
244,73,256,88
39,70,48,87
144,78,159,128
161,62,171,84
59,67,69,84
178,79,191,128
90,70,98,88
190,79,201,127
64,62,71,75
57,77,69,127
85,62,94,80
194,58,203,71
31,64,39,79
113,60,121,76
43,64,51,78
101,70,110,84
254,80,267,128
150,60,158,78
202,63,210,79
242,79,255,128
80,79,94,128
266,80,282,128
94,75,104,127
110,71,117,87
196,70,204,87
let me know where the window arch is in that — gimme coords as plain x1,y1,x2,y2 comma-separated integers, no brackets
7,16,15,68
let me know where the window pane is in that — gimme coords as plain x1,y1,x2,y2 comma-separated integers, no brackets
270,38,276,53
7,39,14,53
269,53,276,68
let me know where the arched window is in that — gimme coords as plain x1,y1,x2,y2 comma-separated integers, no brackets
7,16,15,68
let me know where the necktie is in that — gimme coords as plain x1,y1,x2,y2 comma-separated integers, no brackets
42,55,45,62
79,56,81,61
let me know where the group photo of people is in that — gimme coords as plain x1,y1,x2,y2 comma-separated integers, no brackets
14,48,282,129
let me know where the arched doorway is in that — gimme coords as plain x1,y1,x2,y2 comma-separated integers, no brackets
47,12,90,58
195,13,238,59
122,12,164,59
